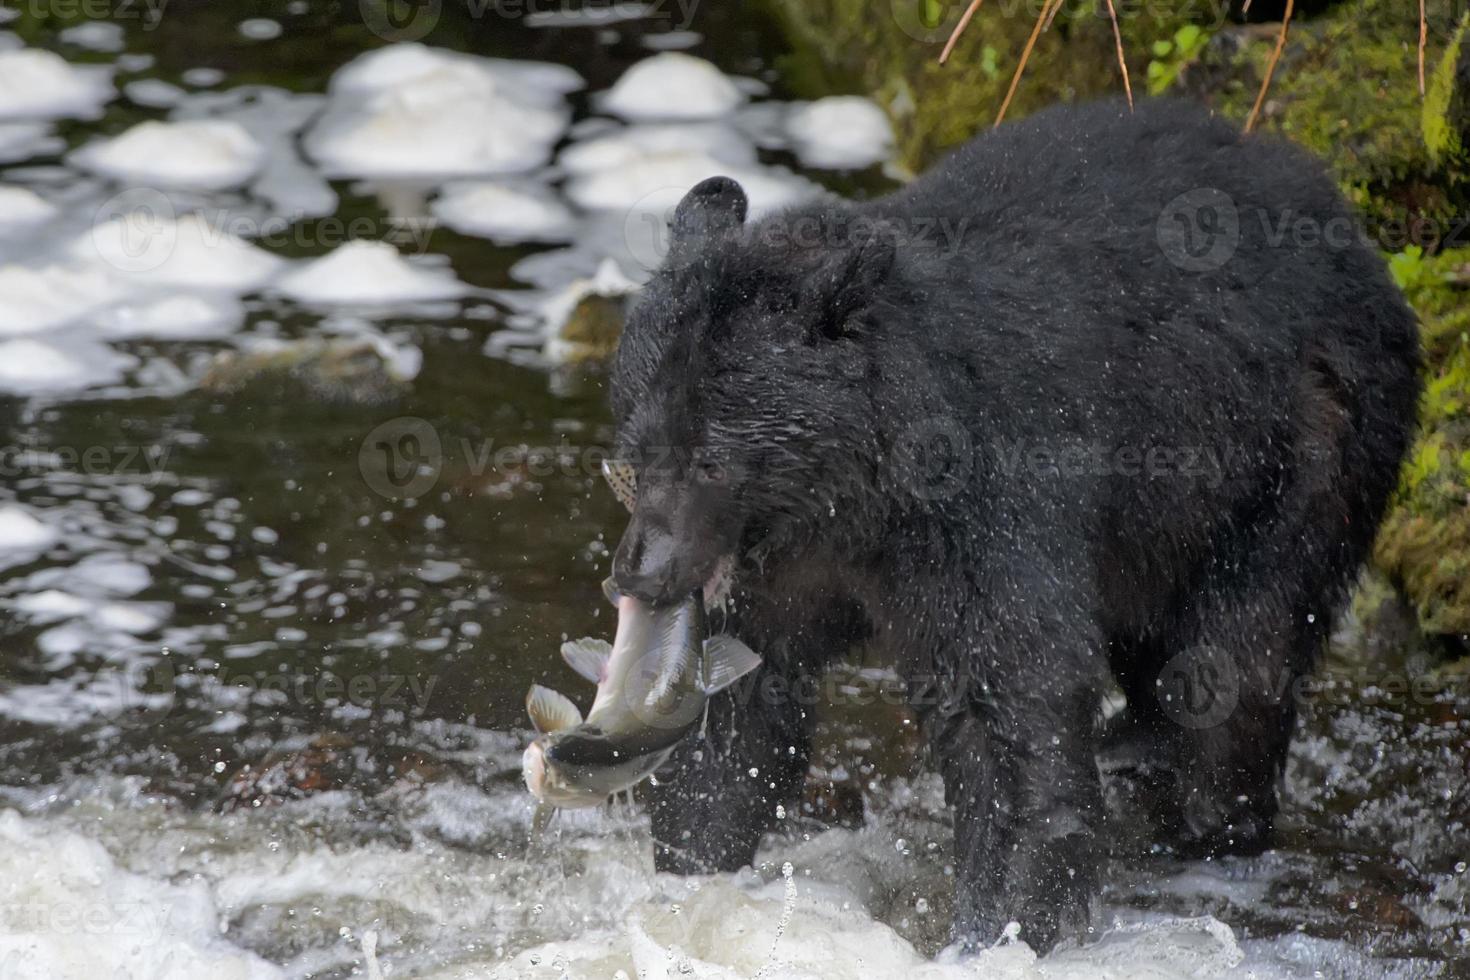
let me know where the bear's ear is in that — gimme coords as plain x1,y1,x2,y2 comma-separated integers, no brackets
807,234,895,343
670,176,748,252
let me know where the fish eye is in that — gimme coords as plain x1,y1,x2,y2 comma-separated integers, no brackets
601,459,638,511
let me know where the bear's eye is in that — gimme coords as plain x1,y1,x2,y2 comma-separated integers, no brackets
601,459,637,512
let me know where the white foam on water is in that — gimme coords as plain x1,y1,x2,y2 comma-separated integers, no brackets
560,121,756,173
524,1,653,28
77,212,284,293
0,263,127,334
0,121,62,163
72,119,266,190
305,43,582,180
602,52,744,121
180,86,336,218
560,122,814,219
124,77,185,108
58,20,125,53
0,335,132,394
275,240,468,305
0,810,284,980
0,185,58,233
431,182,578,243
0,506,58,551
98,293,245,340
786,96,894,169
0,49,113,119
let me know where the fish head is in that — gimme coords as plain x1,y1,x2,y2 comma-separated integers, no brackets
524,732,674,809
522,738,614,809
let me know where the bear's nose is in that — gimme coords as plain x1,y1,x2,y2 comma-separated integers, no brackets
611,521,681,606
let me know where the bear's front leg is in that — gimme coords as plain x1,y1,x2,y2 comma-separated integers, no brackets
907,570,1106,954
645,615,826,874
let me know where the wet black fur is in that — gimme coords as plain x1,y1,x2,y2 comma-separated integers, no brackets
608,98,1421,953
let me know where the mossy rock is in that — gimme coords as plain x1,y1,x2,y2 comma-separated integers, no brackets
201,337,416,406
1372,246,1470,637
766,0,1209,175
1192,0,1470,238
768,0,1470,237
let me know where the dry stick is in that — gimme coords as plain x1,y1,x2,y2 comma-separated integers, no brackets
1103,0,1134,109
939,0,986,65
1244,0,1294,133
1419,0,1428,96
1042,0,1064,32
995,0,1067,127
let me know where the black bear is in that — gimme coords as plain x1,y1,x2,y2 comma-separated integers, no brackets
606,98,1420,952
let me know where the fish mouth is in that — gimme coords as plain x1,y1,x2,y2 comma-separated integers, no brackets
521,741,547,801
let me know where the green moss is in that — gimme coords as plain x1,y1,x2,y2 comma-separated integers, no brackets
766,0,1212,174
1423,15,1468,165
1374,247,1470,636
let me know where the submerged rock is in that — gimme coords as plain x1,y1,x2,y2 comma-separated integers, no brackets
539,258,640,364
200,335,421,406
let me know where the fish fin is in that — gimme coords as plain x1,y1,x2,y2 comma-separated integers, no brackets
560,638,613,685
701,635,762,693
526,685,583,733
601,576,621,607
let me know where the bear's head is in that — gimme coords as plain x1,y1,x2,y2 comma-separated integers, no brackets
608,176,897,607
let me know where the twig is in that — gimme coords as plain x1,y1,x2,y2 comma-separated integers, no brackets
939,0,986,65
996,0,1066,127
1042,0,1064,32
1419,0,1428,97
1244,0,1294,133
1103,0,1134,110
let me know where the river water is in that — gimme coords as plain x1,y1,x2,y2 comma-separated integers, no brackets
0,1,1464,976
